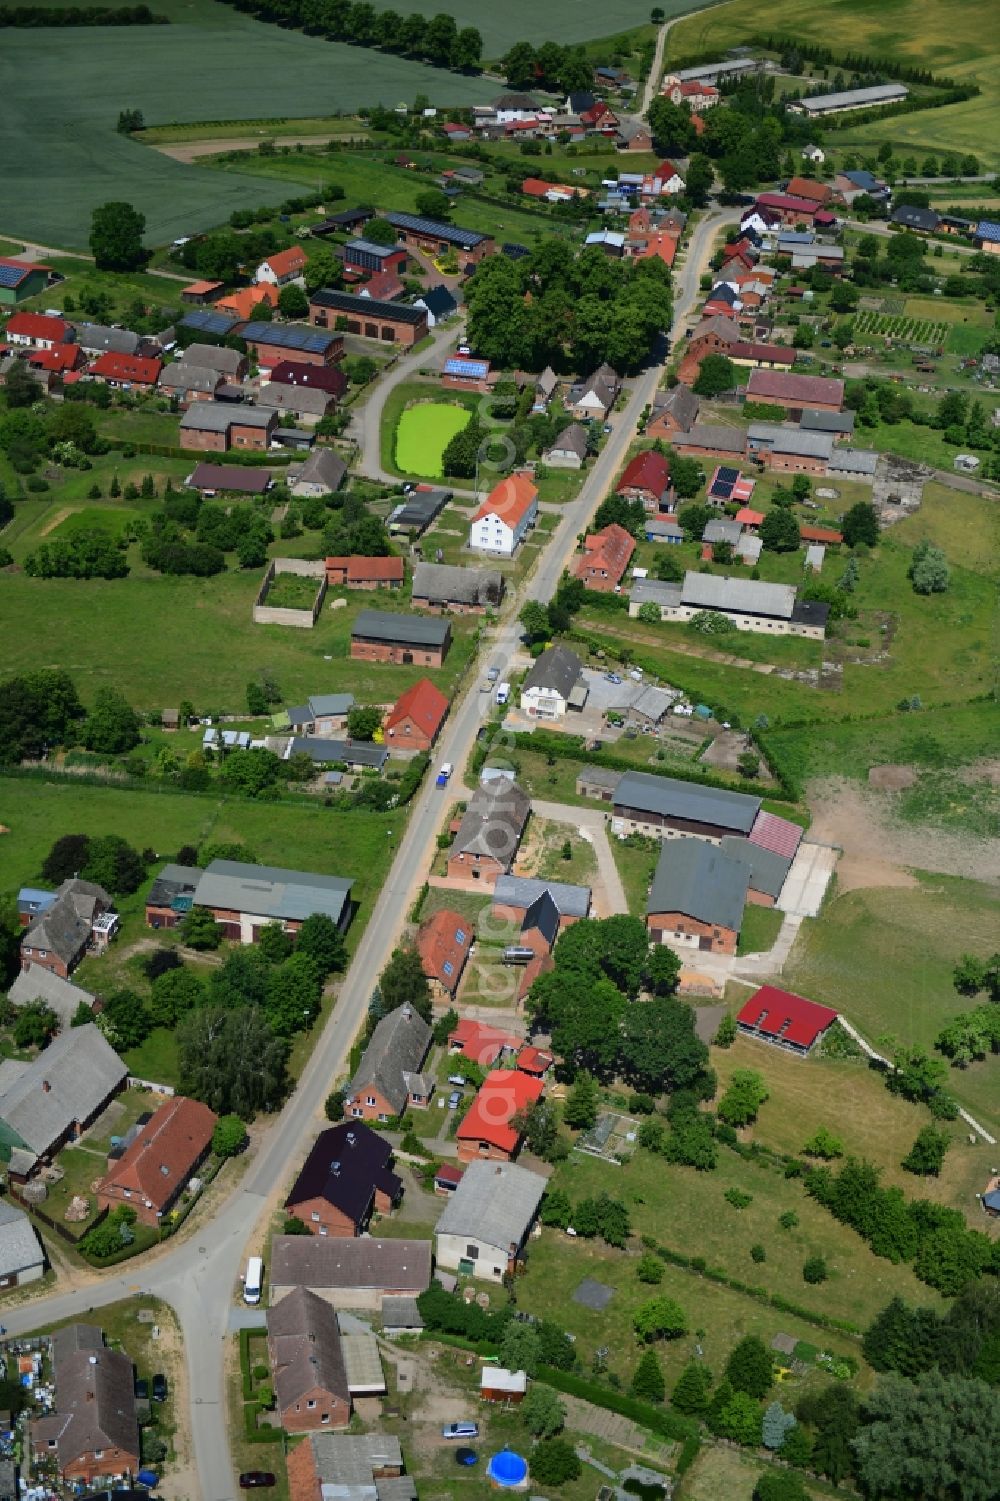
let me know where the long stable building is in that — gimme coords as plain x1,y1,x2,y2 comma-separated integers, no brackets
309,289,428,346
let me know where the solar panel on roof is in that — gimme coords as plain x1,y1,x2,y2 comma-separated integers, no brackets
710,479,735,499
385,212,484,249
242,322,332,353
444,357,488,378
0,264,29,288
181,309,238,335
716,466,739,484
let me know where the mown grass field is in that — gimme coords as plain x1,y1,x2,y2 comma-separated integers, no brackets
667,0,1000,172
680,1446,826,1501
783,873,1000,1132
394,402,471,478
0,3,497,248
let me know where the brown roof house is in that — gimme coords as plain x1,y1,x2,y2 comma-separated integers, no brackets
344,1005,433,1123
19,879,117,980
647,385,699,441
0,1024,127,1180
446,780,531,887
575,522,636,591
270,1235,431,1310
96,1095,217,1227
417,909,474,997
32,1325,139,1486
267,1287,351,1432
285,1123,402,1237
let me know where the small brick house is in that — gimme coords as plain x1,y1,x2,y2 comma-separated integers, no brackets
616,449,674,514
344,1006,432,1122
456,1069,544,1163
268,1287,351,1431
350,610,451,667
179,402,277,452
96,1095,217,1227
284,1124,402,1236
382,677,449,752
417,908,473,997
447,780,531,886
19,879,117,980
575,522,636,591
646,386,699,441
325,556,404,589
646,839,748,956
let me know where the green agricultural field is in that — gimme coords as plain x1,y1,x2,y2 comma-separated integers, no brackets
784,873,1000,1133
0,9,497,249
667,0,1000,173
395,402,471,478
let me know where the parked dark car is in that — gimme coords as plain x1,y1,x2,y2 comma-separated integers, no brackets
239,1475,276,1490
152,1374,168,1403
134,1378,149,1401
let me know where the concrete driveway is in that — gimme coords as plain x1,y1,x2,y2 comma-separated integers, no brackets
777,842,838,917
528,799,627,917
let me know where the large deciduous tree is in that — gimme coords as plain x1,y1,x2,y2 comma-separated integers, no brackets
178,1005,289,1118
852,1371,999,1501
89,200,147,271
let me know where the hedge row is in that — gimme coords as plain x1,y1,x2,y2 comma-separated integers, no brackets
0,4,166,23
650,1241,861,1338
536,1364,699,1444
243,1404,281,1443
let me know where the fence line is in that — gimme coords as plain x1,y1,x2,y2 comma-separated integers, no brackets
836,1016,996,1145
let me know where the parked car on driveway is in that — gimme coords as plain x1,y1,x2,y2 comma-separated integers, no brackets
239,1475,276,1489
152,1373,168,1403
442,1422,479,1439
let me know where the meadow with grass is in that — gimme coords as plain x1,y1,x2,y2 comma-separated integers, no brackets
394,401,472,478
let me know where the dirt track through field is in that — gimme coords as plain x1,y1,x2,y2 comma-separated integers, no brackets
807,777,1000,887
153,135,361,163
40,507,72,536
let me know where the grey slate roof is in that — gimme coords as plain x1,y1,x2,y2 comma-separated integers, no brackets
303,1433,405,1487
159,364,220,394
349,1006,432,1117
800,407,855,434
891,204,940,232
290,448,346,493
690,314,740,344
270,1235,431,1294
796,82,907,113
680,571,797,619
181,342,246,376
674,424,746,455
180,402,273,433
435,1160,546,1251
308,692,354,717
545,422,589,460
22,877,113,967
522,644,582,701
381,1295,423,1330
613,769,760,833
351,610,450,648
7,967,95,1027
33,1326,139,1469
411,562,505,608
0,1199,44,1281
719,836,792,900
829,447,878,475
647,839,749,930
630,577,682,608
523,890,560,946
746,423,833,460
146,862,200,912
614,683,675,724
651,385,699,428
257,382,333,417
493,875,591,919
703,518,743,546
195,859,353,926
0,1023,126,1159
452,780,531,862
267,1287,349,1415
289,736,388,771
75,324,141,356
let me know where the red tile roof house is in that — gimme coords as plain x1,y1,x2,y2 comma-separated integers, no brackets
734,506,765,531
284,1123,402,1236
754,192,824,226
95,1095,217,1227
5,311,73,350
88,351,162,391
456,1069,544,1163
417,908,473,997
32,1325,139,1486
784,176,833,206
267,1287,351,1432
736,984,838,1056
324,555,405,590
746,369,845,416
344,1005,433,1122
382,677,449,752
616,448,674,514
575,521,636,591
448,1018,522,1068
799,524,844,545
256,245,307,286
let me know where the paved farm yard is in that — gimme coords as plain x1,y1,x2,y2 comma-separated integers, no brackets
395,402,471,478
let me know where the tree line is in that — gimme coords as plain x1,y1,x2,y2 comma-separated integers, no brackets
0,4,166,24
218,0,482,73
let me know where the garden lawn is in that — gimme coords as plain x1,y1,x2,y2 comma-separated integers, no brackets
783,872,1000,1134
711,1035,995,1225
394,402,471,479
736,903,784,956
680,1446,826,1501
610,838,658,917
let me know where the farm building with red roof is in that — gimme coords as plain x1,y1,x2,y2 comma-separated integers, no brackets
325,555,405,590
88,352,162,390
382,676,448,752
456,1069,544,1162
448,1018,521,1068
5,311,72,349
616,449,672,513
26,343,81,375
736,985,837,1055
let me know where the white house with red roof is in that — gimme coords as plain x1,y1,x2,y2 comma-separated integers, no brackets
662,76,719,111
5,311,73,350
469,473,538,557
736,985,837,1055
256,246,307,287
644,160,686,197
